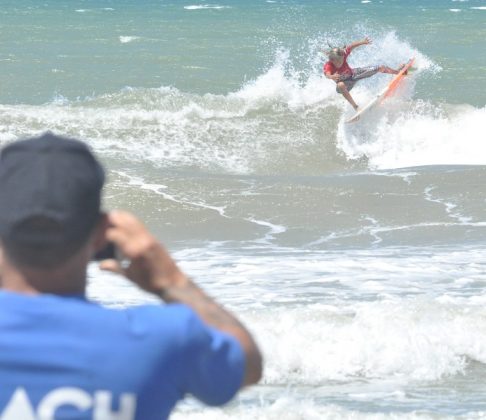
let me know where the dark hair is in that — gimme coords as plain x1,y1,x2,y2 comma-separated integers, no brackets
1,216,95,269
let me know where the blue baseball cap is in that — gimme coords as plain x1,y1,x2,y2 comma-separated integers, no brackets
0,132,105,245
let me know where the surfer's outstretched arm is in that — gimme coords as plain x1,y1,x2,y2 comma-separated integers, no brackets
347,37,371,52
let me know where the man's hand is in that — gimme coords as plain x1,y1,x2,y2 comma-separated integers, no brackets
348,37,372,51
99,210,188,295
362,37,372,45
326,73,341,82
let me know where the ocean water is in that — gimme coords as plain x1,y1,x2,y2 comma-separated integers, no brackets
2,0,486,418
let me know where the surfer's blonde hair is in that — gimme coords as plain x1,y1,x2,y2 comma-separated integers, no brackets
325,42,345,60
327,47,345,60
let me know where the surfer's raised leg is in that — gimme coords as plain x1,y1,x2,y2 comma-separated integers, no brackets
336,82,359,111
378,65,404,75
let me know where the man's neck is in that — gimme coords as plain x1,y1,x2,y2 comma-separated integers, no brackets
0,257,87,296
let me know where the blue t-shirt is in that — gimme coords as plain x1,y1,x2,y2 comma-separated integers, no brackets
0,291,244,420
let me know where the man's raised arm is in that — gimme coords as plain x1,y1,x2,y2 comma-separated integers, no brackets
100,210,263,387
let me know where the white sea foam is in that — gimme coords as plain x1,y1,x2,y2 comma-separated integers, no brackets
339,104,486,170
0,31,480,176
471,6,486,10
119,36,140,44
234,49,336,109
0,98,257,174
0,55,336,175
172,398,469,420
255,299,486,384
330,32,486,170
184,5,230,10
89,244,486,385
108,171,287,243
75,7,114,12
449,8,462,12
114,171,229,218
49,94,70,105
88,265,157,308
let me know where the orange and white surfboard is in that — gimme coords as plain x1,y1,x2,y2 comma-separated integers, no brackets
346,58,415,124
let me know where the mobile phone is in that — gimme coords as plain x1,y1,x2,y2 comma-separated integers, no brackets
93,242,116,261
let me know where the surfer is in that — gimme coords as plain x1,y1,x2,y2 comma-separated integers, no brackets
324,37,405,110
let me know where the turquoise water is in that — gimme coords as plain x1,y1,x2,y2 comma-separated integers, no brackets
1,0,485,105
2,1,486,419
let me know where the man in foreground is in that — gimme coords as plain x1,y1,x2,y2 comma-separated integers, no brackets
324,37,405,110
0,132,262,420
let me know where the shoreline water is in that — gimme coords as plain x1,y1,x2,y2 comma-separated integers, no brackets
3,0,486,417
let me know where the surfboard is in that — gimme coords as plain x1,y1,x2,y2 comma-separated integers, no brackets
345,58,415,124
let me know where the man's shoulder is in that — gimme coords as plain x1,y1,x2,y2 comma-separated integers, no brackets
91,302,200,339
124,303,210,343
126,302,195,322
324,61,334,72
125,303,197,330
0,291,199,340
